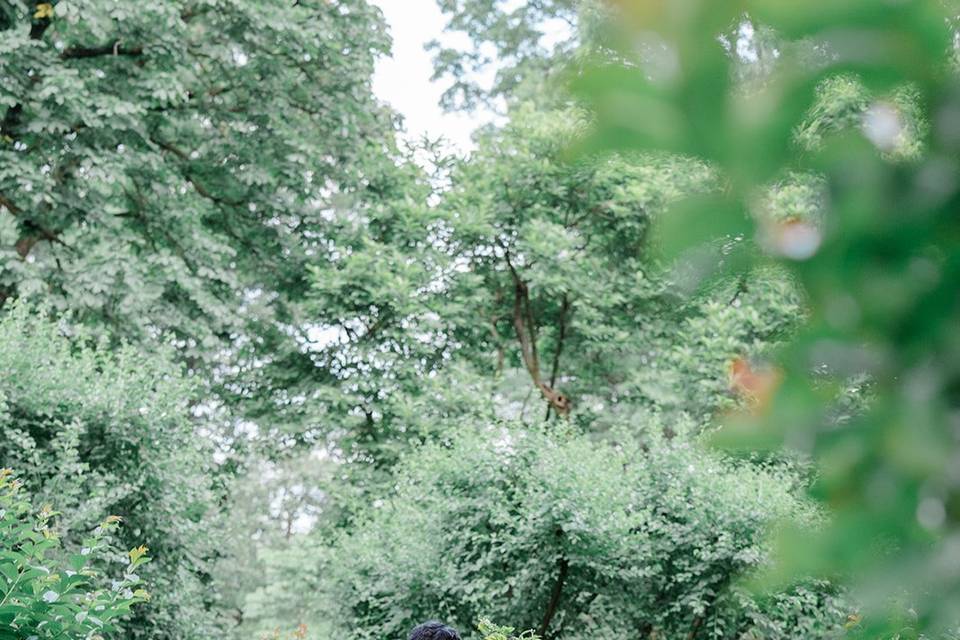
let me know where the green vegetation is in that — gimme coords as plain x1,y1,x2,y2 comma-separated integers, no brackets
576,1,960,636
0,469,150,639
0,0,957,639
0,305,216,638
320,425,842,639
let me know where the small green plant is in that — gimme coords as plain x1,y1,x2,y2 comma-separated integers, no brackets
477,618,541,640
0,469,150,639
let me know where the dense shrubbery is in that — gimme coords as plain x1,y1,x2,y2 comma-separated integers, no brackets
317,424,846,639
0,306,218,638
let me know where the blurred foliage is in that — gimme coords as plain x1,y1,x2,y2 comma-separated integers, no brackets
213,452,336,631
0,469,149,639
576,0,960,636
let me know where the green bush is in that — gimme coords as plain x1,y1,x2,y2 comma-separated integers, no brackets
0,304,219,638
0,469,149,639
319,424,847,639
477,618,540,640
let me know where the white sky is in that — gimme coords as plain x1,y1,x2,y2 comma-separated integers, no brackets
371,0,494,153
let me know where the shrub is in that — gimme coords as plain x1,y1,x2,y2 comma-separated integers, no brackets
0,304,218,638
0,469,149,639
320,424,847,639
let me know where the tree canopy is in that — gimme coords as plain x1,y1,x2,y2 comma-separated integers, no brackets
1,1,958,639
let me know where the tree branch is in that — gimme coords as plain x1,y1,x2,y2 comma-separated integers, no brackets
504,249,571,416
149,135,245,207
0,192,70,257
544,294,570,421
0,193,23,216
61,42,144,59
727,274,748,306
537,532,569,639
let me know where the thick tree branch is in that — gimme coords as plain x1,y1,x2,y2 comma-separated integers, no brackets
61,42,144,59
548,294,569,389
0,192,69,257
728,274,748,306
489,288,505,376
149,135,246,207
504,249,570,416
545,293,570,421
0,193,22,216
506,251,539,378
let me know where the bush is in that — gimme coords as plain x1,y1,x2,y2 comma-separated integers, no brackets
478,618,540,640
319,424,848,639
0,305,219,638
0,469,149,639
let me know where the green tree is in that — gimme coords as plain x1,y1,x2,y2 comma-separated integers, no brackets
438,106,804,427
304,105,807,459
429,0,588,111
214,451,340,636
0,0,397,445
265,10,842,635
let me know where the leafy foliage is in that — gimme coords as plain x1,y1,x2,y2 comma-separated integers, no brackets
318,424,844,639
429,0,586,111
6,1,953,639
0,0,398,444
0,304,217,638
306,105,806,449
477,618,539,640
0,469,149,639
578,0,960,635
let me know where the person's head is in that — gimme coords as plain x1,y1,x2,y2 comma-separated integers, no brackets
408,621,461,640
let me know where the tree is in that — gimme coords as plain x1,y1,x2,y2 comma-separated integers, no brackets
429,0,588,112
437,106,804,427
0,0,397,446
304,105,807,452
243,96,833,639
213,451,339,636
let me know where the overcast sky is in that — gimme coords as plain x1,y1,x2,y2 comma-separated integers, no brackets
370,0,494,153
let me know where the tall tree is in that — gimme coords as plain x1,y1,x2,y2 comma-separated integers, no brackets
0,0,397,448
304,105,806,446
429,0,595,111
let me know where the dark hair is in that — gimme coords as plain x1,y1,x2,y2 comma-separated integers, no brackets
408,620,462,640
